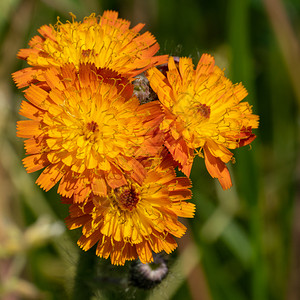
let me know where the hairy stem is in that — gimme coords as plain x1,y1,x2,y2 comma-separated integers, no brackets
72,248,97,300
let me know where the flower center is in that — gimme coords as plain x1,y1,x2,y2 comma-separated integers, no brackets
83,121,99,141
114,184,140,211
82,49,94,58
196,103,211,119
86,121,99,133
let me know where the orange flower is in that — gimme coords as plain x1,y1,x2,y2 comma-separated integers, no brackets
12,10,168,88
64,151,195,265
17,63,163,202
147,55,259,189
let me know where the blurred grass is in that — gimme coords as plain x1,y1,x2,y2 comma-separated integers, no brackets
228,0,266,299
0,0,299,299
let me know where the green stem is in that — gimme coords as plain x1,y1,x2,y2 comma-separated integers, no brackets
72,248,97,300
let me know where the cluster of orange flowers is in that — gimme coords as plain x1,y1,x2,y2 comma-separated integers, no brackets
13,11,259,265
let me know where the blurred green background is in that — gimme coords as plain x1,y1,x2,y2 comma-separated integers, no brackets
0,0,299,299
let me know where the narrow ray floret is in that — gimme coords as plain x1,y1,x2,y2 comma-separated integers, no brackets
64,151,195,265
12,10,168,88
147,54,259,190
17,63,163,202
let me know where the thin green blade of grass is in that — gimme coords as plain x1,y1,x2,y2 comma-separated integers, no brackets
268,41,298,300
227,0,267,299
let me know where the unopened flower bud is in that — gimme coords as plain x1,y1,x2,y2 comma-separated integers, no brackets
129,254,168,290
133,74,157,104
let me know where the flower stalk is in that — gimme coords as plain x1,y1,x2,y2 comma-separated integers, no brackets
72,247,97,300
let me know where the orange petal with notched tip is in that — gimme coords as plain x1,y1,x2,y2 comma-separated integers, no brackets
203,144,232,190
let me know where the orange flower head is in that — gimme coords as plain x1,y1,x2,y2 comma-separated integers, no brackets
17,63,163,202
65,151,195,265
12,10,168,88
147,55,259,190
